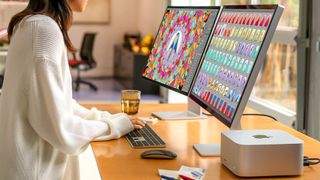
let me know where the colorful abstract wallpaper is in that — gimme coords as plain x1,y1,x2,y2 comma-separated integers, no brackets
192,10,274,121
142,9,211,91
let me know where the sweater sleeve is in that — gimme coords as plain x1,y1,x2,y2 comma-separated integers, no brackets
71,99,111,120
71,100,134,140
71,99,135,140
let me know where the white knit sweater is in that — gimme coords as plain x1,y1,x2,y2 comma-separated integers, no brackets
0,15,133,179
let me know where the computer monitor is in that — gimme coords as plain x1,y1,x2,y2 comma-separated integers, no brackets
189,5,283,155
141,6,221,120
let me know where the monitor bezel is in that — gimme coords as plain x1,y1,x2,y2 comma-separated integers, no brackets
141,6,222,96
189,4,284,128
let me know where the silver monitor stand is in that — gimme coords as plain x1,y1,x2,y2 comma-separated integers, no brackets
193,122,242,157
152,98,206,120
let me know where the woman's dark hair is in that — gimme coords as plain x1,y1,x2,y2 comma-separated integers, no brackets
8,0,75,51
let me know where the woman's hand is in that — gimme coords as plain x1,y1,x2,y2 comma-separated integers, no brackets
128,116,145,129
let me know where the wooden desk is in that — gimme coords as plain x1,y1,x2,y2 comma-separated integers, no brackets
87,104,320,180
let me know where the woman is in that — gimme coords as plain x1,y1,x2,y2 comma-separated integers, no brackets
0,0,144,179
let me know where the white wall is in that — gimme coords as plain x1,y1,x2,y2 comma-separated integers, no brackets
137,0,167,37
69,0,167,78
0,2,27,28
69,0,139,77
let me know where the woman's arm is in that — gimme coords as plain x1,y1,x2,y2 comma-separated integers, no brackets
28,58,134,155
71,99,111,120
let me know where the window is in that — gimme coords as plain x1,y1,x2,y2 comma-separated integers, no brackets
253,42,297,111
252,0,299,113
259,0,299,27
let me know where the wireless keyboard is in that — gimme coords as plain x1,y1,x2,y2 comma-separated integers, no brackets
125,123,166,148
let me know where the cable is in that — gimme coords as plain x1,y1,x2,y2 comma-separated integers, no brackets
304,156,320,166
202,112,212,116
242,113,278,121
203,112,278,121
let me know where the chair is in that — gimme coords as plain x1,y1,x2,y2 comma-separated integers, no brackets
69,33,98,91
0,75,3,89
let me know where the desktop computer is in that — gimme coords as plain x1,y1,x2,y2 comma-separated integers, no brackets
220,129,303,177
142,6,221,120
190,4,283,155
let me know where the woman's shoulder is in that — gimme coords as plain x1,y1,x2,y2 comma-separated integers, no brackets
22,15,65,61
24,14,57,24
23,14,61,32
